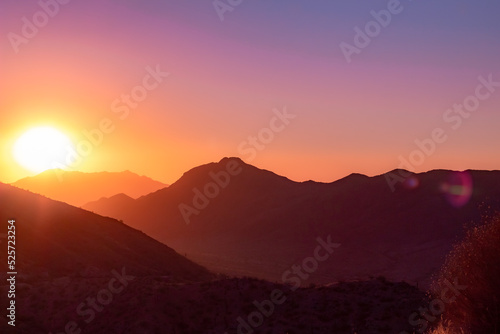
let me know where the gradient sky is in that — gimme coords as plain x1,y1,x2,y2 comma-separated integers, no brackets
1,0,499,184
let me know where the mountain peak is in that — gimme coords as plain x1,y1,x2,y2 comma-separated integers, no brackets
218,156,246,165
344,172,369,180
332,172,370,185
384,169,413,177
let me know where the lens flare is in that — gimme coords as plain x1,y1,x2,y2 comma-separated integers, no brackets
440,171,473,207
403,175,420,190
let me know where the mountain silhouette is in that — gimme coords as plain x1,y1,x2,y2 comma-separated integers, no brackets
11,169,167,207
84,193,136,212
84,157,500,287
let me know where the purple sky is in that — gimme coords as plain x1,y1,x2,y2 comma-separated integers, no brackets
1,0,499,183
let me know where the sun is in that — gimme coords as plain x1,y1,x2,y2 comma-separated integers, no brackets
13,126,74,173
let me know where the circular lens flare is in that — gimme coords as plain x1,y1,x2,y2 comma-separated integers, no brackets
403,176,420,190
440,171,473,207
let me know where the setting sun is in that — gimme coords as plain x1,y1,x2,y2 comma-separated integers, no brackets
13,126,74,173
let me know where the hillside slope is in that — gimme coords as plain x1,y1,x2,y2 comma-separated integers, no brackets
0,182,211,283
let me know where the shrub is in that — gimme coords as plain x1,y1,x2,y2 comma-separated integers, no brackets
430,215,500,333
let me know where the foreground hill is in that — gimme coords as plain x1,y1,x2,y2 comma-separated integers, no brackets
11,170,167,207
84,157,500,287
0,182,211,283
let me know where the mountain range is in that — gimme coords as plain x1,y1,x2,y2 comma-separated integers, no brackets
0,177,427,334
11,170,167,207
83,157,500,287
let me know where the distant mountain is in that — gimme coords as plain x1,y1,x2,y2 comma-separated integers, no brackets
84,157,500,287
11,169,167,207
0,182,211,283
84,193,135,215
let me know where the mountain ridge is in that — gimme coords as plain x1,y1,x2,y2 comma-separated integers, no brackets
82,158,500,287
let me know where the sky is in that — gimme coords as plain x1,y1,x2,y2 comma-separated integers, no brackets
1,0,499,184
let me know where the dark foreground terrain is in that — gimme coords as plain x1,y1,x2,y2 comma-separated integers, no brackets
2,276,426,334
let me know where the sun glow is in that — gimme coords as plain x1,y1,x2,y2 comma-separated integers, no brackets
13,126,74,173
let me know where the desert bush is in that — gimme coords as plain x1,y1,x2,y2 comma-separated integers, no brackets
430,215,500,333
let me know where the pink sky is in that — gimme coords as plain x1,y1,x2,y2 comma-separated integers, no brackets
1,0,499,184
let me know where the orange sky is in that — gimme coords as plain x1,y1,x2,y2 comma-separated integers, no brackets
1,0,499,184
